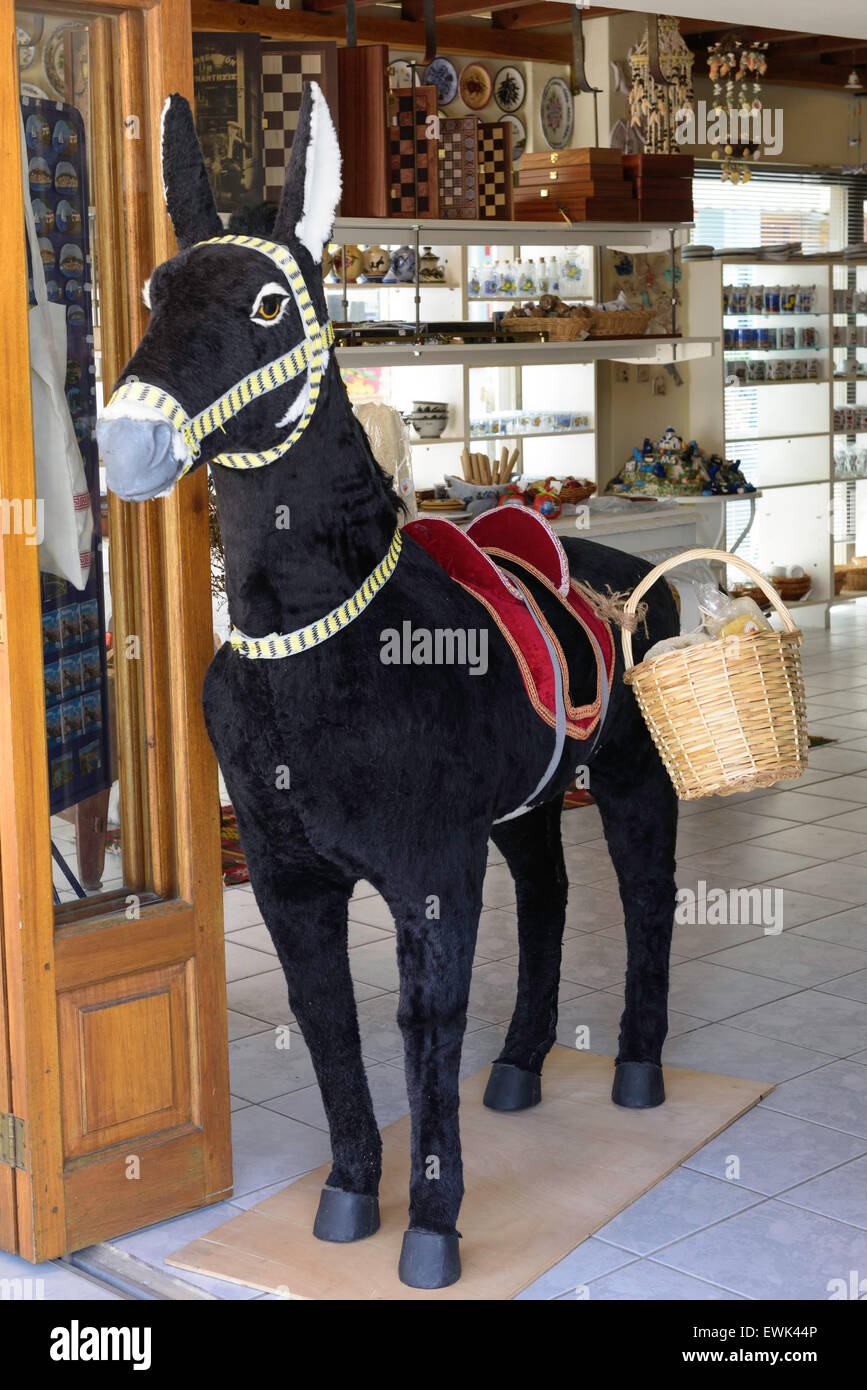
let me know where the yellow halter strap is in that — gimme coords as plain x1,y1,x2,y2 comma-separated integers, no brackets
105,235,333,473
229,527,404,659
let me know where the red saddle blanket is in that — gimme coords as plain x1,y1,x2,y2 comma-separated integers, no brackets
404,506,614,741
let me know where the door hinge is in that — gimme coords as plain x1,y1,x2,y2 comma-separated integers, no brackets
0,1113,26,1170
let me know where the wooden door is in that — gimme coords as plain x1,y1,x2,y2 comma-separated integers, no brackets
0,0,232,1261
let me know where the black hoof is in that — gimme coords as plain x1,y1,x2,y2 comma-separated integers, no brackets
483,1061,542,1112
612,1061,665,1109
398,1230,461,1290
312,1187,380,1243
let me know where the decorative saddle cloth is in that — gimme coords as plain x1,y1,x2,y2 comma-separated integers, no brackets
404,506,615,744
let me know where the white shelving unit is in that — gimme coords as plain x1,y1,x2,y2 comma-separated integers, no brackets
327,218,711,491
686,257,867,623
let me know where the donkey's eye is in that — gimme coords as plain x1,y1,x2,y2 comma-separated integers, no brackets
250,283,290,326
257,296,284,321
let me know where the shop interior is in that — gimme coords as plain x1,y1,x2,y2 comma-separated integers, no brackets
3,0,867,1303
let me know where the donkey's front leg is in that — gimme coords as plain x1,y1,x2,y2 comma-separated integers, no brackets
389,864,484,1290
253,865,383,1241
591,737,678,1109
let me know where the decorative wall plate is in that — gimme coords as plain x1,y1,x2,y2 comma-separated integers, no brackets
423,56,458,106
493,65,525,114
387,60,416,89
500,113,526,163
540,76,574,150
459,62,492,111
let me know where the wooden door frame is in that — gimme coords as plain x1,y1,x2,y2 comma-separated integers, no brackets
0,0,231,1261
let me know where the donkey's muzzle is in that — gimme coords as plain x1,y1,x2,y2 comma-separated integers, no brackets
97,417,182,502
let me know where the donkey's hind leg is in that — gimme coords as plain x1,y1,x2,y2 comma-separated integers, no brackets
484,798,568,1112
590,734,678,1109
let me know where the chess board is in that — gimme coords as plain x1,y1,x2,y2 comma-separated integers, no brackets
477,121,513,221
261,42,338,205
388,85,439,217
438,116,478,220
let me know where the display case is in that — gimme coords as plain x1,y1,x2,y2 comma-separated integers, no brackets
686,256,867,624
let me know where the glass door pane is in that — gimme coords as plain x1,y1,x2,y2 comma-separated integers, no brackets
16,6,152,916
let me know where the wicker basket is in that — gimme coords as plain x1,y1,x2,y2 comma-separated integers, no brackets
500,316,589,343
772,575,812,602
535,476,596,505
623,548,808,800
585,308,652,338
842,566,867,592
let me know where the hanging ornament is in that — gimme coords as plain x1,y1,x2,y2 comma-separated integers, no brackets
626,16,694,155
707,32,769,184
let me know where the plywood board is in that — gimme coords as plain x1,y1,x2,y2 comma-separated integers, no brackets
168,1049,771,1300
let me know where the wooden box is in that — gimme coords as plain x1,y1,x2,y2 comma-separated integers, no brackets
337,44,389,218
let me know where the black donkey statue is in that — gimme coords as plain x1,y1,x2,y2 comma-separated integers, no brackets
98,84,680,1291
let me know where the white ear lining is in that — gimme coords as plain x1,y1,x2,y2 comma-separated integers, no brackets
142,277,151,309
159,95,171,208
294,84,342,262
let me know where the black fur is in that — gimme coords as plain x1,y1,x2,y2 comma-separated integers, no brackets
107,85,680,1286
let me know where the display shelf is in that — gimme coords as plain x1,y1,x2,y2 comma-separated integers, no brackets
726,378,827,388
468,295,590,304
332,217,693,253
687,257,838,616
335,336,716,369
325,281,461,292
469,427,594,441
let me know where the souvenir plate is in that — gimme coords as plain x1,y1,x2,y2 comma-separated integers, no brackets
459,62,492,111
540,75,573,151
423,56,458,106
493,65,525,115
500,113,526,164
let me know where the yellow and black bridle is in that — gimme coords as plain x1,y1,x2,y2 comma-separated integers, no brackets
105,234,334,474
104,233,401,659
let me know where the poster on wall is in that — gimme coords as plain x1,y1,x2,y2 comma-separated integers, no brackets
22,95,112,817
193,32,263,214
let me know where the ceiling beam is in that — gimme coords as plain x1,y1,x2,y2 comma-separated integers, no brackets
768,34,867,59
190,0,571,63
399,0,545,21
492,3,615,30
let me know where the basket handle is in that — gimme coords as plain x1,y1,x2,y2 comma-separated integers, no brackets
621,547,801,672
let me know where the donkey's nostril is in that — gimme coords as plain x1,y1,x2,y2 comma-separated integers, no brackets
97,417,181,502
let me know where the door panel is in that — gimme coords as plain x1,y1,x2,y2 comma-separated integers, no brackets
0,0,231,1260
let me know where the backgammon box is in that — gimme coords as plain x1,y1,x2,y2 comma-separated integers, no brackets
438,115,478,220
477,121,513,221
388,84,440,217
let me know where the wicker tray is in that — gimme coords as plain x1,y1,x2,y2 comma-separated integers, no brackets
500,316,589,343
586,308,652,338
623,548,808,800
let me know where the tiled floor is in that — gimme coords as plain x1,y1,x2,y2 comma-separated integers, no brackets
35,599,867,1298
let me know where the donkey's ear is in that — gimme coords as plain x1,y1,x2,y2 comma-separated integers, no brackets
273,82,342,260
160,94,222,250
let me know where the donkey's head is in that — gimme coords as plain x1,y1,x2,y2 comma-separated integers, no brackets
98,82,341,502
